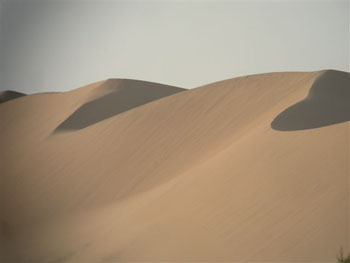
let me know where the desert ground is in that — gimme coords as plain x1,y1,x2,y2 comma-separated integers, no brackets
0,70,349,262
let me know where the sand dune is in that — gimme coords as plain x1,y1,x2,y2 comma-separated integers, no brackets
0,90,26,104
55,79,184,132
0,70,349,262
271,70,350,130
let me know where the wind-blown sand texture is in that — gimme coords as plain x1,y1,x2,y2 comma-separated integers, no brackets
0,70,349,262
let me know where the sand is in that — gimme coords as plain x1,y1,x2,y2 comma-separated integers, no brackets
0,70,349,262
0,91,26,104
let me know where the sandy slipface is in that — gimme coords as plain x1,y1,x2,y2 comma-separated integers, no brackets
0,71,349,262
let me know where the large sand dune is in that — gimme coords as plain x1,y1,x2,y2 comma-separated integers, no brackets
0,70,349,262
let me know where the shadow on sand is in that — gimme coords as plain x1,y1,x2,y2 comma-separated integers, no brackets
54,79,184,132
271,70,349,131
0,91,26,104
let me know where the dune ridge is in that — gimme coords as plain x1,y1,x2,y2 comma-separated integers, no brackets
271,70,350,130
0,70,349,262
54,79,185,132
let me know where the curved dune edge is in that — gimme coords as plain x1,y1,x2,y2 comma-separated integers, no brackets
54,79,185,132
0,70,349,262
271,70,350,131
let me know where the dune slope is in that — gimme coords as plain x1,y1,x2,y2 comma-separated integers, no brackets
0,70,349,262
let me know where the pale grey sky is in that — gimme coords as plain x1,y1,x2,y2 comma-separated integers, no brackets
0,0,349,93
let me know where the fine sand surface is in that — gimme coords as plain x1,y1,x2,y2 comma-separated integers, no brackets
0,71,349,262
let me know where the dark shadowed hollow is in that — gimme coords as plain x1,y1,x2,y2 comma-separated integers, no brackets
271,70,350,131
54,79,185,132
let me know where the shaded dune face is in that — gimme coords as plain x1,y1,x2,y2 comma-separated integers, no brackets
54,79,185,132
0,90,26,104
271,70,350,131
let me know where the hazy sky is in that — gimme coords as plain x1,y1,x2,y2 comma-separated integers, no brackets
0,0,349,93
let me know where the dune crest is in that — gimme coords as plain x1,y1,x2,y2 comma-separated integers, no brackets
0,70,349,262
54,79,185,132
